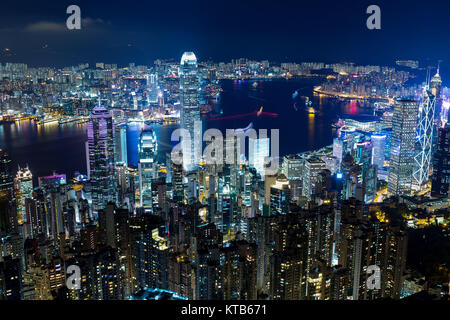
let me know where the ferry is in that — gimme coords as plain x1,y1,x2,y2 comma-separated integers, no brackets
305,97,312,107
58,116,89,125
37,117,59,126
256,106,263,117
303,97,315,114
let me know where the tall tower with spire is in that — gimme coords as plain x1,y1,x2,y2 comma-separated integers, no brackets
179,52,201,172
412,67,439,190
431,63,443,122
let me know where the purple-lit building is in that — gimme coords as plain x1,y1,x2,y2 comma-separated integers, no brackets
38,173,67,188
86,106,116,213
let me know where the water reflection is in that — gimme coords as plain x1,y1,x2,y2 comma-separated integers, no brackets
0,79,369,181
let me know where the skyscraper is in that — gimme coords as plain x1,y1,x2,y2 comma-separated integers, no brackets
147,73,159,104
282,154,303,180
388,99,419,196
269,174,290,215
86,106,116,213
302,157,326,200
413,86,436,189
115,124,128,167
371,134,386,168
0,150,16,236
0,149,14,194
250,137,270,178
139,129,157,210
179,52,201,172
354,140,377,203
14,166,33,225
431,124,450,197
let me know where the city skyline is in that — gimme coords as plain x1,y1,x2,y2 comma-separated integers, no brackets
0,1,449,307
0,0,450,68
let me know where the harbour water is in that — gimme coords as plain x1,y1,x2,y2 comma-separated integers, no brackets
0,78,371,182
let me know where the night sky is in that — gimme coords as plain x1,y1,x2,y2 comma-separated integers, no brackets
1,0,450,69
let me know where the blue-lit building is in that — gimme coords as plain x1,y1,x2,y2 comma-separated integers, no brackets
179,52,201,172
371,133,386,168
115,124,128,166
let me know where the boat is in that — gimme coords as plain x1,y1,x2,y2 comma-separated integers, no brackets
305,97,312,107
256,106,263,117
58,116,88,125
308,106,316,114
37,117,59,126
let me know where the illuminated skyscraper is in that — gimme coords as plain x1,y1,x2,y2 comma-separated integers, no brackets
250,137,270,178
171,160,184,204
302,157,326,200
333,138,345,166
0,150,16,236
282,154,303,180
135,216,168,290
179,52,201,171
269,174,290,215
147,73,159,104
430,67,442,119
371,134,386,168
413,84,436,190
0,149,14,194
353,140,377,203
139,129,157,210
441,101,450,127
115,124,128,167
431,124,450,197
388,99,419,195
14,166,33,225
86,106,116,213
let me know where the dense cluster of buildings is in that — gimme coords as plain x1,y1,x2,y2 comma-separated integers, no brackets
0,53,448,300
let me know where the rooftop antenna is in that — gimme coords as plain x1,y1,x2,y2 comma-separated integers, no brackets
437,60,442,74
426,66,431,88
